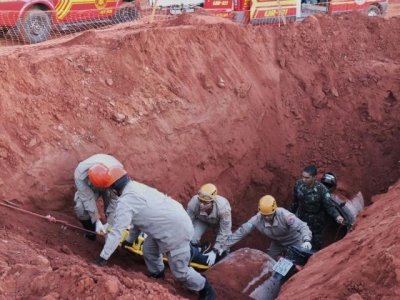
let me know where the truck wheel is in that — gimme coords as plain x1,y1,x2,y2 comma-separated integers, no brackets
114,3,138,23
367,5,381,16
18,9,51,44
0,27,9,38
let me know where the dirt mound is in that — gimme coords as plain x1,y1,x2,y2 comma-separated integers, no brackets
387,0,400,17
0,12,399,299
0,204,189,299
164,10,234,26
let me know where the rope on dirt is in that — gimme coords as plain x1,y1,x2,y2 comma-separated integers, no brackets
0,201,97,235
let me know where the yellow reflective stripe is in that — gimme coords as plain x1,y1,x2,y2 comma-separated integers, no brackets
58,1,73,19
55,0,66,19
72,0,98,3
252,0,296,8
56,0,117,20
56,0,72,19
330,0,377,4
331,0,358,3
55,0,62,10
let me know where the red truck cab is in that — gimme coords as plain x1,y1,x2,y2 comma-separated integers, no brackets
204,0,388,24
0,0,139,43
243,0,388,24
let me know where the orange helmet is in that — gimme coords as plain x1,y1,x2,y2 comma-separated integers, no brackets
88,164,127,189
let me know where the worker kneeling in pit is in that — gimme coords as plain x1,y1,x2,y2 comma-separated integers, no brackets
187,183,232,266
225,195,312,260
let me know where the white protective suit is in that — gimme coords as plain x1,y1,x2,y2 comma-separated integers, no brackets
186,195,232,253
100,180,206,292
226,207,312,259
74,154,123,224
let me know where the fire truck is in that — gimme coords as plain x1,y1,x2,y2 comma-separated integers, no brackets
0,0,139,43
204,0,388,24
0,0,387,44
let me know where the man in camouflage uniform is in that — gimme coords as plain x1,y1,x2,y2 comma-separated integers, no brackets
291,165,344,250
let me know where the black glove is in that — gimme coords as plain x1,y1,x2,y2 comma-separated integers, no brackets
121,240,134,248
94,256,107,266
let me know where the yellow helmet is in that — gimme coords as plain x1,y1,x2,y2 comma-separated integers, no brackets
198,183,217,202
258,195,277,215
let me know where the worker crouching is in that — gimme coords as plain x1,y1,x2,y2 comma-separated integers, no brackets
91,165,217,300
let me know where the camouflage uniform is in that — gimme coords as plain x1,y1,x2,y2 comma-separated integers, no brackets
291,180,340,250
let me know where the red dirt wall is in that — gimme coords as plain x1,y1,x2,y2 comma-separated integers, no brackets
0,12,399,299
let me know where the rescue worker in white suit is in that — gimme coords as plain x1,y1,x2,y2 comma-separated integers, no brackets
74,154,123,240
187,183,232,266
91,165,217,300
224,195,313,260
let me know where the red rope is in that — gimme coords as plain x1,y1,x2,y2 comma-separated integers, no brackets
0,201,96,235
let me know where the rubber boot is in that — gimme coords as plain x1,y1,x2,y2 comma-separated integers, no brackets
79,219,97,241
190,246,209,266
121,240,134,248
190,241,212,254
148,269,165,279
198,278,217,300
200,242,212,254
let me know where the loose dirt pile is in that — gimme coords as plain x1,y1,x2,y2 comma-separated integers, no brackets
0,12,399,299
387,0,400,17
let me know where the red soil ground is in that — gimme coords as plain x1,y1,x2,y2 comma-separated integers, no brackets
0,12,399,299
387,0,400,17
